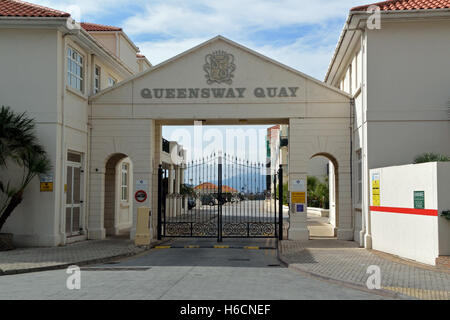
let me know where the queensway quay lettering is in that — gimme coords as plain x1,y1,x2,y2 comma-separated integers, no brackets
140,87,299,99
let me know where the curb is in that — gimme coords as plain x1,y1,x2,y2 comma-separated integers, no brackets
153,245,276,250
276,243,413,300
0,239,170,277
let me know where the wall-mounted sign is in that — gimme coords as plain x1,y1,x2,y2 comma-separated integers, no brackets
414,191,425,209
372,173,380,206
291,179,306,192
140,87,299,100
40,174,53,192
136,179,148,189
135,190,148,203
296,204,304,213
291,192,306,204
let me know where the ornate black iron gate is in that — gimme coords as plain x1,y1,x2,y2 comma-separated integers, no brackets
157,153,283,241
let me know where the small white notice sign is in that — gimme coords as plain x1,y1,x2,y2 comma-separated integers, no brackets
136,179,148,189
291,179,306,192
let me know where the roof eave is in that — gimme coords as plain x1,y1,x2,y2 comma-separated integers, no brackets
325,8,450,84
0,16,70,30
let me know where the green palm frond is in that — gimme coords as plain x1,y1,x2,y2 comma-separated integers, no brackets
1,105,51,231
414,153,450,164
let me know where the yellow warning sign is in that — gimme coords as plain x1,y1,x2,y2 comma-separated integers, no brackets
40,174,54,192
40,182,53,192
291,192,306,203
372,173,380,206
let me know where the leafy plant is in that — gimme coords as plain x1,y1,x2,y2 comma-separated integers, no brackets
275,182,289,205
440,210,450,221
307,176,329,209
180,183,195,197
414,153,450,164
0,106,51,232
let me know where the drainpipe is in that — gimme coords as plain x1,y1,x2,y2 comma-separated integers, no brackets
350,97,354,235
361,32,372,249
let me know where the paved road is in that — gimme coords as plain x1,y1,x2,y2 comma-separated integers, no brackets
0,239,388,300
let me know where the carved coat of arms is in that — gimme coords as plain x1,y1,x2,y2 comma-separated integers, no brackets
204,50,236,85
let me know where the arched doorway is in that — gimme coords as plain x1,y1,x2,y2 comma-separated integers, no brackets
307,153,339,239
104,153,134,237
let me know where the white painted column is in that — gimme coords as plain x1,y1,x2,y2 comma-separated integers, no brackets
168,164,174,217
287,118,309,240
168,165,174,193
175,165,181,216
87,169,106,240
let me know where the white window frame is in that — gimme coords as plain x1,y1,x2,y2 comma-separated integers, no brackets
108,76,117,87
65,151,84,237
94,65,101,94
121,163,129,202
67,47,84,92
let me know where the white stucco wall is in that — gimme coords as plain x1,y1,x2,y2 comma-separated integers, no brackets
87,119,153,240
370,162,449,265
0,25,141,246
307,157,328,181
366,20,450,169
0,28,62,246
118,34,139,74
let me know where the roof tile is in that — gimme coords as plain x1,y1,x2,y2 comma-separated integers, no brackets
80,22,122,32
0,0,70,17
351,0,450,12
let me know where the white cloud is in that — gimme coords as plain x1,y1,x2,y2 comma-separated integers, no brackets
27,0,363,79
122,0,362,37
137,27,340,80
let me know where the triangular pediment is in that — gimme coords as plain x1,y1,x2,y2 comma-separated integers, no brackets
90,36,349,105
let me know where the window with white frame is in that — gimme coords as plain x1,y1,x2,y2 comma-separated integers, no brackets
67,47,84,92
121,163,129,202
108,76,117,87
94,65,101,94
356,149,362,204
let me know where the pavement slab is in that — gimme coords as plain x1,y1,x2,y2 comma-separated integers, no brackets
278,239,450,300
0,238,146,275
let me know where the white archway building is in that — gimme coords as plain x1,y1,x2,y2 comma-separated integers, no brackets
88,36,353,241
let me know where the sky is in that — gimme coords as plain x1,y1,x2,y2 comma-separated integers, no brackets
32,0,366,80
29,0,367,162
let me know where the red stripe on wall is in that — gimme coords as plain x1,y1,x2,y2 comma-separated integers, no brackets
370,206,438,216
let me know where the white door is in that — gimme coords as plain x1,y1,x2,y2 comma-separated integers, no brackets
65,153,83,236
